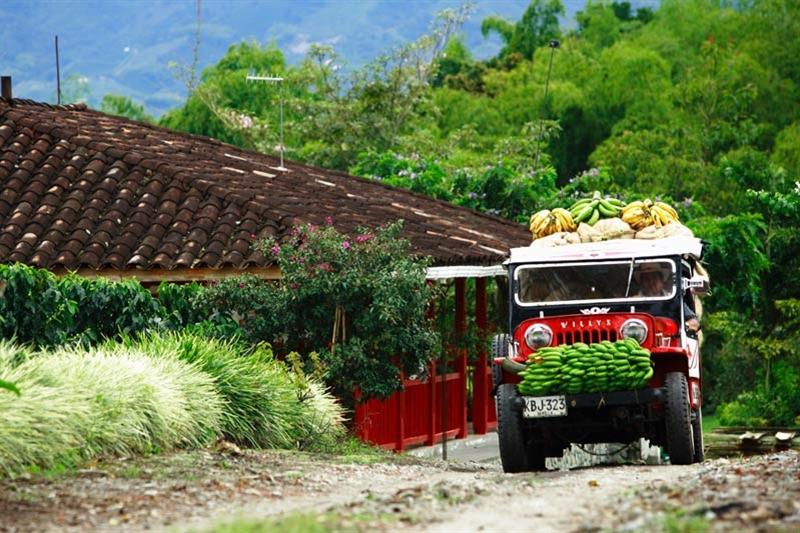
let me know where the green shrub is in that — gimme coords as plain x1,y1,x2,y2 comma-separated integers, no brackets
157,282,208,328
0,264,75,347
0,264,245,350
58,275,165,345
718,360,800,427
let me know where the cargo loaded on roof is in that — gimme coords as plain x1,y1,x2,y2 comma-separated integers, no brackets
492,192,710,472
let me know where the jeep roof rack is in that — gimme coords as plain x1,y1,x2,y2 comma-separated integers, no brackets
506,236,703,265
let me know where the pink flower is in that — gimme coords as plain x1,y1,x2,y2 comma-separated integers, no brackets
318,262,332,272
342,240,350,250
271,244,281,255
238,282,246,289
325,216,334,225
356,234,370,243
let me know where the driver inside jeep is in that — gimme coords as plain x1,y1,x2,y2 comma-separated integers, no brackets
635,263,700,333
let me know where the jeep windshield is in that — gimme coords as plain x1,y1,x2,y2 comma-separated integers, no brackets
515,259,676,306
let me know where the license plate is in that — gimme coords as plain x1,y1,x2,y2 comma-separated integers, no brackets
522,395,568,418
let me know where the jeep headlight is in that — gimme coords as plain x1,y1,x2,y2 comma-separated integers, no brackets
620,319,648,344
524,324,553,349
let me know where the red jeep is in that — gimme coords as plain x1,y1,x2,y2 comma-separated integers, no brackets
493,236,708,472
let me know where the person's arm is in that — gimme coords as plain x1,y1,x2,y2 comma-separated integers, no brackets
683,300,700,332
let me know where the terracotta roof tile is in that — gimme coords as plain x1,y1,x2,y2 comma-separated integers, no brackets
0,98,529,272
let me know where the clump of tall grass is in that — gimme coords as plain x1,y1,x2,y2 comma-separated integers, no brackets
0,340,33,367
0,344,224,477
0,359,91,475
38,346,223,454
127,332,348,450
126,332,303,449
292,380,347,451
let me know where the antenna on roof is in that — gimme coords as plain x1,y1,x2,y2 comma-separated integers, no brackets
532,39,560,176
55,35,62,105
246,70,287,172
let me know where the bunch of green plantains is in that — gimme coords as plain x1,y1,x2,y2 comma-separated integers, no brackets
0,334,345,477
518,339,654,396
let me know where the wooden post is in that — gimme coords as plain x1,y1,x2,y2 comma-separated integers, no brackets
455,277,468,439
473,277,489,434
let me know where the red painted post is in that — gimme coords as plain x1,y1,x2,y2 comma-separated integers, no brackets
425,281,437,446
455,277,468,439
473,277,488,434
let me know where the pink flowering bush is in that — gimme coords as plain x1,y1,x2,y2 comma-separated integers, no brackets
201,221,438,402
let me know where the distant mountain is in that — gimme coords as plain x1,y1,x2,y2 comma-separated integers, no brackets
0,0,656,117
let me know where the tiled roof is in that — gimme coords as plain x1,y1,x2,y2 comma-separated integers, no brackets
0,98,530,272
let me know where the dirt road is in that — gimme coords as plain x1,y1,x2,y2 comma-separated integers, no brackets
1,446,797,532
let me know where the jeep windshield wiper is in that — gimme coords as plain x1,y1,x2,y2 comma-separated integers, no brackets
624,257,635,298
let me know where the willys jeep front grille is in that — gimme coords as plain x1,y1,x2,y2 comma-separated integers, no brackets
555,328,618,346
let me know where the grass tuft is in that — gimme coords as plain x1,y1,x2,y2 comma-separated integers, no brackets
0,331,349,476
292,380,347,452
0,344,223,476
38,346,223,453
126,332,305,449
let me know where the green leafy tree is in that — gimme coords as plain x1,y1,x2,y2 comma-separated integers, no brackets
481,0,564,61
160,40,288,149
772,122,800,179
432,36,486,92
576,1,622,49
100,94,154,123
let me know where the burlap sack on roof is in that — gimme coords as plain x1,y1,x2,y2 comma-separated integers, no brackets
530,231,582,247
576,222,601,243
592,217,635,240
635,222,694,240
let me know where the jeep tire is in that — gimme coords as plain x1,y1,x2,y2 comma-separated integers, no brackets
664,372,695,465
497,383,529,473
692,406,705,463
491,334,510,393
497,384,546,472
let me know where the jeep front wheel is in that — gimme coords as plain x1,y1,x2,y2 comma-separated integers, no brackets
497,384,529,472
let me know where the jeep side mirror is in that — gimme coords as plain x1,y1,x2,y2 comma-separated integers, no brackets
682,276,709,295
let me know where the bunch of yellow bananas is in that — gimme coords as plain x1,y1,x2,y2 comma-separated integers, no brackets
529,208,576,239
569,191,626,225
621,199,679,230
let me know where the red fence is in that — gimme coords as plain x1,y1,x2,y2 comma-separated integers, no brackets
354,359,468,451
353,277,497,451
